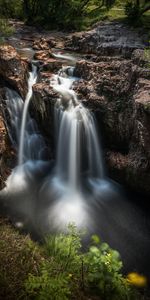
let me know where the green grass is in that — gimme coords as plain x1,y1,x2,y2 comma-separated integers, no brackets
81,5,126,29
80,1,150,32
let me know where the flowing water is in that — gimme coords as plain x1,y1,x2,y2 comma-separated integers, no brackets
1,53,150,276
19,64,37,165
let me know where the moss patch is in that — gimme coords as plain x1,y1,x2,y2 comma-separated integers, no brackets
0,217,44,300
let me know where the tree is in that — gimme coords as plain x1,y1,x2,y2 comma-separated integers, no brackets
125,0,150,23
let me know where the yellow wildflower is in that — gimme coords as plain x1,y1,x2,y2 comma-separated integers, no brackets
127,272,147,287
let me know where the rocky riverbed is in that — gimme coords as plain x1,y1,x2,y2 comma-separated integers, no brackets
0,20,150,195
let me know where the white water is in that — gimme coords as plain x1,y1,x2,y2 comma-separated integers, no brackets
53,52,76,63
5,66,48,165
19,64,37,165
51,66,104,191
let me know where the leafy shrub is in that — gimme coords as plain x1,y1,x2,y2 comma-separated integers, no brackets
26,272,71,300
84,236,138,300
25,224,140,300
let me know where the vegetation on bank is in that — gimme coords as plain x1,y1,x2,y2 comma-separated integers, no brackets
0,219,148,300
0,19,14,39
0,0,149,31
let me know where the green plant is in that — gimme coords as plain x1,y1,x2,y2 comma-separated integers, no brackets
26,271,71,300
25,224,83,299
25,224,140,300
84,236,138,300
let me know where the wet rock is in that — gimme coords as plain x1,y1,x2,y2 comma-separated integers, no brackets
34,49,53,60
31,81,58,151
106,150,150,195
33,37,56,50
0,45,28,98
34,50,63,72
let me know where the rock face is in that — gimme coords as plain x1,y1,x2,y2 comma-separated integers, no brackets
71,51,150,194
31,81,58,152
0,45,28,98
0,44,29,188
0,114,16,189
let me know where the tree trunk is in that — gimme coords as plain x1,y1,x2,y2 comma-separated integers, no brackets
23,0,30,18
140,3,150,14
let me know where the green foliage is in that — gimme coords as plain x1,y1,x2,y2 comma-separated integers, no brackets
25,224,139,300
125,0,150,25
0,0,23,19
84,240,136,300
26,272,70,300
0,0,122,30
0,19,14,37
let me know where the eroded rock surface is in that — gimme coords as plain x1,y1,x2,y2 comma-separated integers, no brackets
0,114,15,189
0,45,28,98
0,44,29,188
71,49,150,194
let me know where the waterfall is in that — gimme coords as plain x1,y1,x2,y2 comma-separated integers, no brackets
3,53,105,230
2,52,150,277
5,65,48,164
18,64,37,165
51,66,104,192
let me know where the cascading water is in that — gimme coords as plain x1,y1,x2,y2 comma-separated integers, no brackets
19,64,37,165
1,52,150,276
5,64,48,165
1,63,49,227
52,70,104,191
